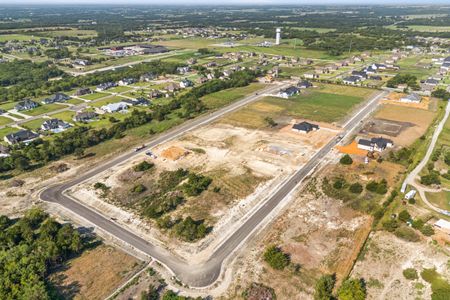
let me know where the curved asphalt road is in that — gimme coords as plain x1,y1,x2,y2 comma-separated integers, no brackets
41,86,386,287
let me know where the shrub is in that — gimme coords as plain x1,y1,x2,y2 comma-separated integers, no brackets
314,274,336,300
242,283,276,300
366,179,388,194
403,268,418,280
131,184,146,194
333,178,346,189
420,171,440,186
93,182,109,191
337,278,366,300
340,154,353,165
412,219,424,230
182,173,212,196
173,217,208,242
382,219,398,232
398,210,411,222
420,224,435,237
395,226,420,242
263,245,290,270
349,183,363,194
134,161,154,172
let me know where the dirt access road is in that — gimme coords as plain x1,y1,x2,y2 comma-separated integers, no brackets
40,85,386,288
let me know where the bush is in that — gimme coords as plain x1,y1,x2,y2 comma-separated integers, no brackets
242,283,276,300
314,274,336,300
173,217,208,242
403,268,418,280
366,179,388,194
263,245,290,270
182,173,212,196
398,210,411,222
337,278,366,300
93,182,109,191
420,171,440,186
412,219,424,230
349,183,363,194
420,224,435,237
340,154,353,165
131,184,146,194
134,161,154,172
333,178,346,189
382,219,399,232
394,226,420,242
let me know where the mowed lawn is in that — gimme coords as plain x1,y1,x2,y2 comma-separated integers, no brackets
79,92,108,101
0,116,13,126
202,83,267,109
426,191,450,211
22,103,65,116
21,118,46,131
266,91,365,122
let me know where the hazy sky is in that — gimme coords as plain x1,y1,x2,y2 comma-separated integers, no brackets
5,0,450,4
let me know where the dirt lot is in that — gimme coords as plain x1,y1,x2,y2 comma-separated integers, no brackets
381,92,431,110
351,231,450,300
70,121,337,257
362,104,437,146
50,245,143,300
221,177,372,300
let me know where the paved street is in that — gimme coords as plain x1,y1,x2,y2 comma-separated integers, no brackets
40,86,385,287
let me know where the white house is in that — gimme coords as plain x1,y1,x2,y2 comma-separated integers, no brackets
400,93,421,103
277,86,300,99
357,137,394,152
101,102,129,113
405,190,416,200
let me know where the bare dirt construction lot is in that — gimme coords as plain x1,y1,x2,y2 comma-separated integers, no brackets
351,231,450,300
381,92,431,110
361,103,437,146
221,177,372,300
70,119,337,256
50,245,143,300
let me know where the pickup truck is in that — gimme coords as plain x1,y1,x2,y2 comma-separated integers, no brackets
134,145,146,152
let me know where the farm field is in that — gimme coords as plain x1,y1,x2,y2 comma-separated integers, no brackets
36,28,98,38
202,83,267,109
396,56,438,79
0,34,35,42
386,24,450,32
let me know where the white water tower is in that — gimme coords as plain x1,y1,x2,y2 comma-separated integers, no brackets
275,28,281,45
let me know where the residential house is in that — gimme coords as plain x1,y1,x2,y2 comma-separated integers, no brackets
75,88,92,96
166,83,180,93
101,102,129,113
140,73,156,82
351,71,368,79
357,137,394,152
291,121,319,133
148,90,162,99
297,80,313,89
4,130,39,145
96,82,117,91
74,111,98,122
304,73,319,79
123,97,150,107
180,78,194,88
118,78,137,86
400,93,422,103
370,75,382,81
0,144,10,157
424,78,439,86
15,99,39,111
42,92,70,104
343,76,361,85
41,118,72,133
73,59,90,66
176,66,191,74
187,58,197,65
206,61,217,67
277,86,300,99
0,109,5,114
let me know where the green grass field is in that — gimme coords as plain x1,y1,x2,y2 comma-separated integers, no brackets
386,24,450,32
0,102,17,111
426,191,450,211
37,29,97,38
49,111,76,123
79,92,108,101
108,86,134,93
202,83,267,109
66,98,84,105
0,34,35,42
397,56,437,79
22,104,64,116
221,86,367,128
21,118,45,131
0,127,18,139
90,96,128,108
0,116,13,126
